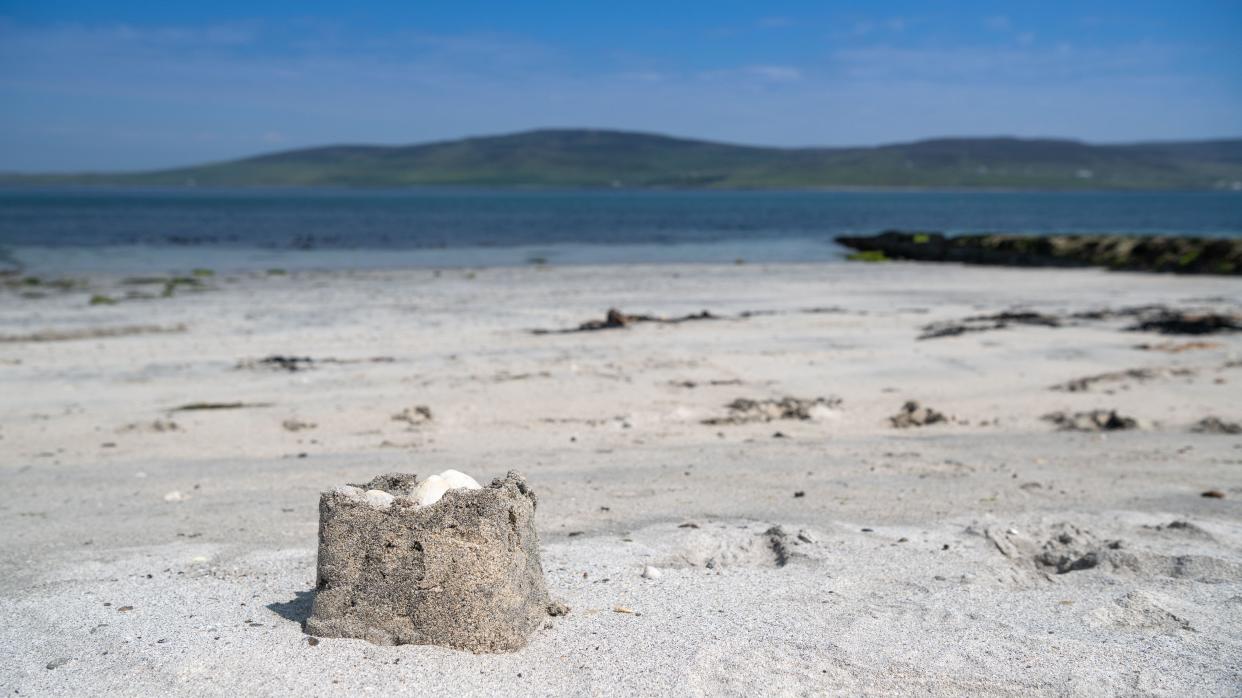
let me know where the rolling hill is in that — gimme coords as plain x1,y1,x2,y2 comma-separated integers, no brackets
6,129,1242,190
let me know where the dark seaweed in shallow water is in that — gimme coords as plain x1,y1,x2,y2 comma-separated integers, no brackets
837,231,1242,275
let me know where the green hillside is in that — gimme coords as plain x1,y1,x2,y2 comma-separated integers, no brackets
6,129,1242,190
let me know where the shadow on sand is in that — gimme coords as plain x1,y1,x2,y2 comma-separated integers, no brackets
267,589,316,628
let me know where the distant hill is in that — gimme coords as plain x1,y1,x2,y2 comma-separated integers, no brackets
6,129,1242,190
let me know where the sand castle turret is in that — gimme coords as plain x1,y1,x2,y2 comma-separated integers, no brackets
306,470,564,652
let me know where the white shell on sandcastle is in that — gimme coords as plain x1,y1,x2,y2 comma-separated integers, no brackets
409,469,482,507
440,469,482,490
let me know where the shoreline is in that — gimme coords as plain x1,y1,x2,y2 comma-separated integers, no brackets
7,234,1242,277
1,239,850,275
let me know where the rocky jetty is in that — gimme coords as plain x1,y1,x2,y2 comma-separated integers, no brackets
836,231,1241,275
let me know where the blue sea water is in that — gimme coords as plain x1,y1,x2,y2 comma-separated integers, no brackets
1,187,1240,273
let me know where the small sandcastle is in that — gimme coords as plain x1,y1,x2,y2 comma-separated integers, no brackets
306,470,565,652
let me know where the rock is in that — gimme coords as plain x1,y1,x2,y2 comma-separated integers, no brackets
46,658,70,670
641,565,662,579
890,400,948,428
163,490,188,502
1201,490,1225,499
307,471,557,652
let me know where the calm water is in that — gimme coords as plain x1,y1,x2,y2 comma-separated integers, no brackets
2,187,1240,273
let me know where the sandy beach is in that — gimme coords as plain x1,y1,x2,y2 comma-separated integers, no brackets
2,261,1241,696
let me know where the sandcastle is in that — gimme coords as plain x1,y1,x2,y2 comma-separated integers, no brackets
306,469,565,652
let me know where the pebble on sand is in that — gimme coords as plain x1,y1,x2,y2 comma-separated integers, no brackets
641,565,662,579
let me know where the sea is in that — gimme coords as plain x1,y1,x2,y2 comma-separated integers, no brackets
2,187,1240,274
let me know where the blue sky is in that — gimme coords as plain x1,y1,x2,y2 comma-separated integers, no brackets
1,1,1240,171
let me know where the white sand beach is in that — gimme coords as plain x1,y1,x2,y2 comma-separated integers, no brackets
2,261,1241,696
